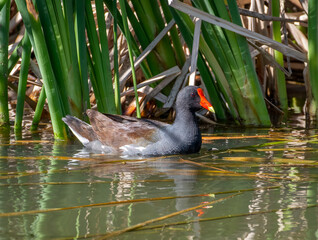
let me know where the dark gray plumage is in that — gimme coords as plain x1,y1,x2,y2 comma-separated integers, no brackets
62,86,214,156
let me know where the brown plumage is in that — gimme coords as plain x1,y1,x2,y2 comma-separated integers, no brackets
62,86,215,156
86,109,165,148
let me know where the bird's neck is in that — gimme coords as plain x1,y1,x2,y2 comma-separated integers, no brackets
173,107,198,129
170,107,201,151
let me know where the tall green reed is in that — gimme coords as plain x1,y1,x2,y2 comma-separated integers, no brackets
308,0,318,121
0,1,10,127
14,35,31,132
15,0,68,139
272,0,287,116
171,0,271,126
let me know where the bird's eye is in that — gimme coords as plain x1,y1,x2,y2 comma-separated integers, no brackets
191,92,196,98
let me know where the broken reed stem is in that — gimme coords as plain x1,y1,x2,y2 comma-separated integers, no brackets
0,153,169,163
0,164,95,180
1,156,299,181
0,179,174,187
199,135,318,157
179,158,294,181
202,135,271,140
0,185,280,218
0,168,82,180
0,193,208,217
137,204,318,231
97,192,242,240
237,7,307,24
206,163,317,169
0,155,168,179
179,158,230,172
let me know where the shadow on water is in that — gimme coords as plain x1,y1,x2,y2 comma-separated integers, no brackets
0,123,317,239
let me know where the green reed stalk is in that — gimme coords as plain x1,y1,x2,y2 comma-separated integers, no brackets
62,0,84,116
272,0,288,115
86,52,101,106
130,0,184,96
0,0,9,11
14,35,31,131
75,0,90,112
228,0,271,125
85,2,106,112
8,40,23,74
0,1,10,127
38,0,85,117
170,10,227,120
119,0,141,118
15,0,67,139
107,0,184,90
131,0,177,70
159,0,186,66
113,0,121,115
85,1,116,114
217,0,268,124
191,1,243,121
104,0,152,80
30,86,46,131
95,0,116,113
128,0,164,75
187,0,270,126
35,0,69,116
308,0,318,120
127,0,166,77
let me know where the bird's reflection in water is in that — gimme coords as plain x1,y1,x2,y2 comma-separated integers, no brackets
70,152,205,239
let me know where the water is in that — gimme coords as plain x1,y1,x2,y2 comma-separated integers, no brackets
0,125,317,239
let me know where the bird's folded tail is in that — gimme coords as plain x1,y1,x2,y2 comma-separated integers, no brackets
62,115,99,145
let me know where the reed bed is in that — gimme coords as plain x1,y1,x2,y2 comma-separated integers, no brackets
0,0,312,139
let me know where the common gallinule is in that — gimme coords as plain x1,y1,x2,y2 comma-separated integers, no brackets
62,86,214,156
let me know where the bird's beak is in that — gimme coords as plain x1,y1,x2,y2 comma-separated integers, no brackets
197,88,215,113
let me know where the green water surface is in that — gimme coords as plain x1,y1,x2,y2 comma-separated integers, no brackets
0,125,317,239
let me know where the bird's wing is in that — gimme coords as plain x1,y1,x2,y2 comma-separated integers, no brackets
86,109,168,148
